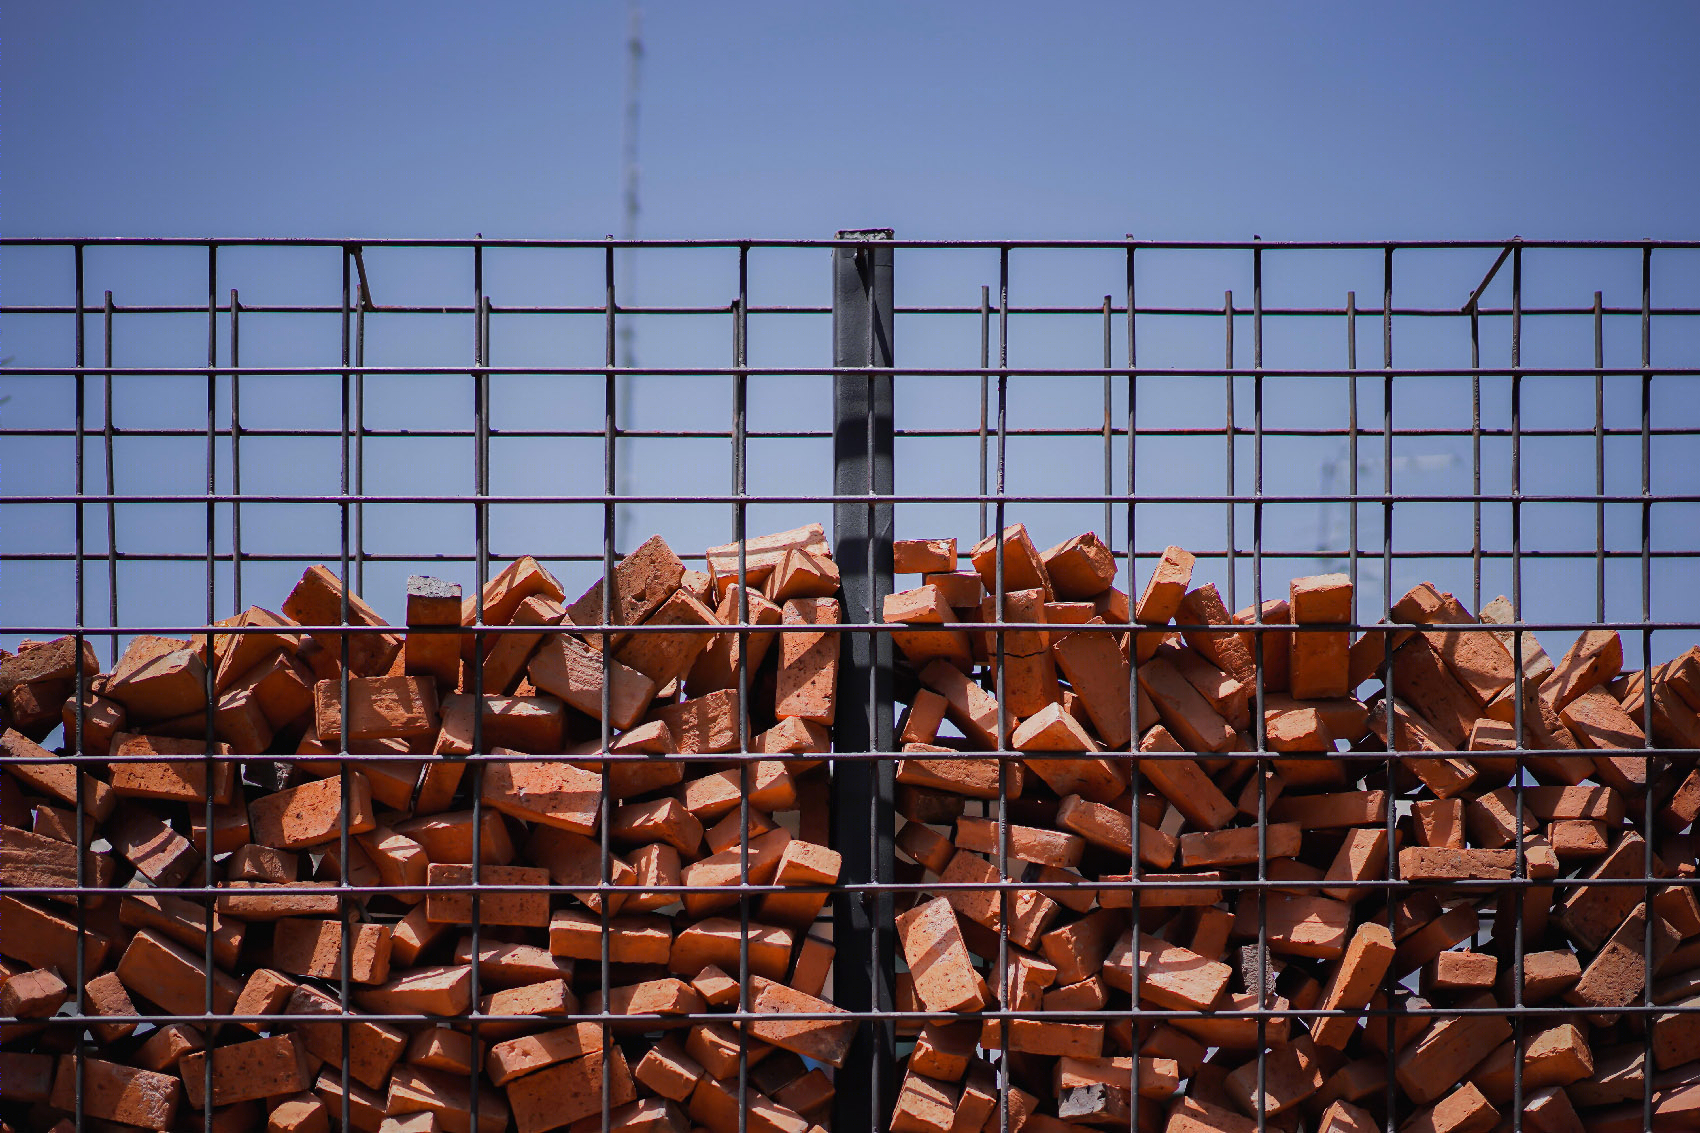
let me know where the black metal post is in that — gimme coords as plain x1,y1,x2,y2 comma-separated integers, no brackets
830,228,896,1131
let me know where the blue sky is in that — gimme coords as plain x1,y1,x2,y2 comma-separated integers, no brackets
5,3,1700,674
9,3,1700,241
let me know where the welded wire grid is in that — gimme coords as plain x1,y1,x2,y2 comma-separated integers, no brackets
2,236,1698,1133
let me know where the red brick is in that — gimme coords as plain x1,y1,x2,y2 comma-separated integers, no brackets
1177,583,1255,683
896,896,986,1013
424,862,550,927
1041,532,1116,599
634,1038,704,1101
925,569,985,609
669,917,794,982
50,1054,181,1130
1039,908,1122,986
300,1072,382,1133
1565,901,1681,1023
528,630,657,730
1178,822,1301,868
1402,1082,1499,1133
775,597,840,725
452,936,573,987
5,673,75,739
745,976,856,1067
435,692,567,755
764,545,841,603
474,593,566,695
277,985,401,1091
1052,619,1134,747
105,635,208,720
1,822,118,902
116,929,242,1017
1011,702,1128,802
791,933,835,998
478,978,578,1040
891,1071,961,1133
954,816,1083,868
614,587,721,687
1395,1012,1512,1106
681,760,796,820
108,731,237,802
476,755,600,833
282,564,403,677
756,838,842,928
60,685,126,753
1132,546,1195,626
268,1093,331,1133
1236,892,1353,959
1544,628,1623,713
506,1044,635,1133
895,750,1018,800
0,635,98,694
387,1064,510,1133
134,1023,206,1072
911,1022,977,1081
1322,827,1390,902
403,575,465,689
686,586,782,695
648,687,744,753
271,918,392,984
180,1034,313,1109
676,827,792,916
970,524,1053,601
1103,933,1231,1011
1136,656,1235,752
249,772,376,850
1310,922,1395,1049
3,728,118,821
1137,724,1234,829
120,890,245,968
1224,1033,1325,1117
886,585,975,672
706,524,826,591
0,965,67,1018
353,964,472,1016
313,674,438,744
895,538,957,574
1233,598,1292,693
1057,793,1176,867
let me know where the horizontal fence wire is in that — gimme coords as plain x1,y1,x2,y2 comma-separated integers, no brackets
2,236,1698,1133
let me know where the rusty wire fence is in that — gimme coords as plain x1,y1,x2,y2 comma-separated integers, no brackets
2,235,1698,1133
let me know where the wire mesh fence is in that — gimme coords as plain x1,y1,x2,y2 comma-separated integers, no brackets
2,235,1698,1133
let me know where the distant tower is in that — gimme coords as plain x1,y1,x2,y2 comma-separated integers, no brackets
1315,446,1460,613
617,0,643,542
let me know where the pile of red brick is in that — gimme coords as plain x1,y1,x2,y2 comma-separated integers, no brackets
883,525,1699,1133
1,525,852,1133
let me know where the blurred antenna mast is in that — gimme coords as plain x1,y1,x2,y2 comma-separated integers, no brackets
1315,446,1461,599
617,0,643,539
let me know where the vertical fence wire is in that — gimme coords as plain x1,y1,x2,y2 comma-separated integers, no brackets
71,242,88,1133
735,249,752,1133
336,244,356,1133
1639,245,1656,1133
1124,243,1143,1133
469,247,491,1133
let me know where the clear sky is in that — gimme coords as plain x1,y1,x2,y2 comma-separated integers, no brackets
5,3,1700,675
9,2,1700,241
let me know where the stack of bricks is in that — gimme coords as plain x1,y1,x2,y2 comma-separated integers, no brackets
0,524,853,1133
884,524,1700,1133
